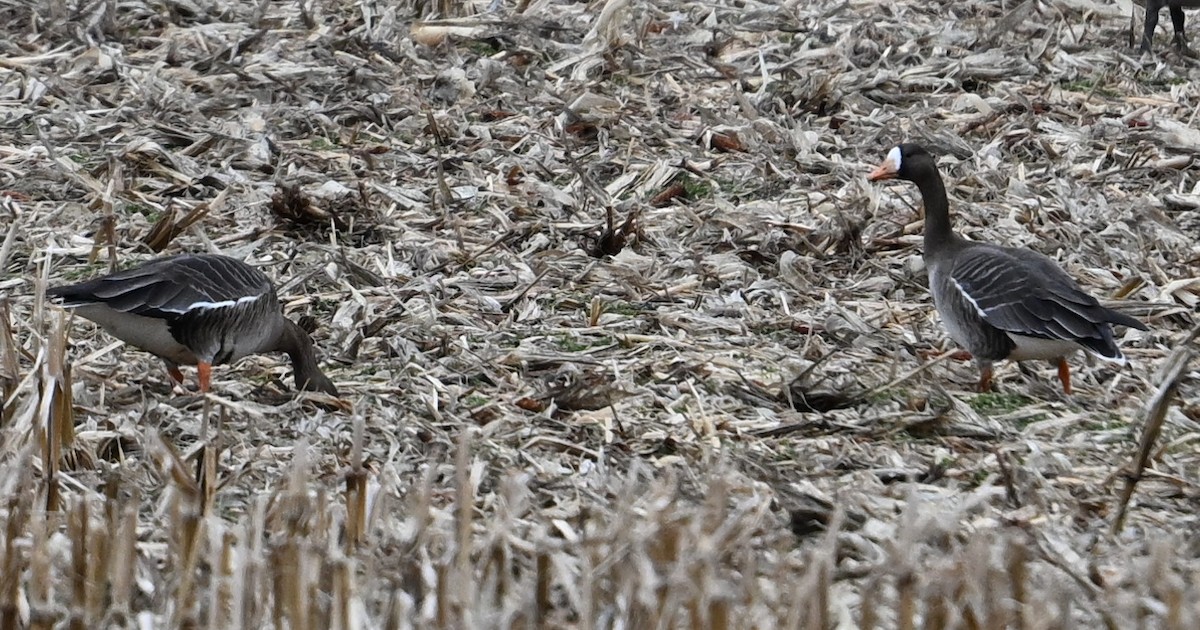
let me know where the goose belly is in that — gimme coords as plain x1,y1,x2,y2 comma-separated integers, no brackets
71,304,198,365
1004,334,1081,362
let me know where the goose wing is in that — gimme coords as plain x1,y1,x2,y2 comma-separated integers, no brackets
947,245,1146,359
48,254,274,320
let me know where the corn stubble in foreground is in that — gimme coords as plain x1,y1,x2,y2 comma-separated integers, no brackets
4,408,1196,629
0,310,1196,629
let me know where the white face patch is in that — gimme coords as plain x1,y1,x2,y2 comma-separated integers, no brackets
887,146,903,171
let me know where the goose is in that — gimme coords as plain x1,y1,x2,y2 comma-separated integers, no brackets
867,143,1147,394
1138,0,1200,54
48,253,339,395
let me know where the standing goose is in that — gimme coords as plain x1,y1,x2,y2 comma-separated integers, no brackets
1137,0,1200,55
867,143,1147,394
48,253,339,395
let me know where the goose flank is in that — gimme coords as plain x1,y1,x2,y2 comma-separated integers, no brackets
48,253,338,395
868,143,1148,394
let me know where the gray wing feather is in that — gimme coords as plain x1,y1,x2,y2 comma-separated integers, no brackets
48,254,274,320
949,245,1146,358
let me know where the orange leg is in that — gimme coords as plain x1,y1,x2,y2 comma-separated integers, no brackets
166,365,186,385
198,361,212,393
1057,358,1072,395
977,365,993,393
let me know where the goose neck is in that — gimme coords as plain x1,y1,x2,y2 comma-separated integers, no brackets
914,169,956,251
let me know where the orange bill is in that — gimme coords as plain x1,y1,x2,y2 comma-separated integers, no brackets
867,157,898,181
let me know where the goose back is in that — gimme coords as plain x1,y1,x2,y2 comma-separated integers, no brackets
48,254,282,366
930,242,1145,364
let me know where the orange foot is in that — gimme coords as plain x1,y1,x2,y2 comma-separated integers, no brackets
167,365,186,386
977,365,993,393
1057,358,1072,395
198,361,212,393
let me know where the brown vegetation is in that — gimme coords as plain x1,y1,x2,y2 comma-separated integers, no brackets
0,0,1198,627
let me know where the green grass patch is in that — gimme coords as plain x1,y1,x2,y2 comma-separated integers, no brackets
865,387,909,405
556,335,590,353
681,176,713,199
965,467,990,488
1059,77,1119,98
968,392,1032,415
466,41,498,56
606,301,642,316
1010,412,1048,429
1081,411,1128,431
309,137,336,150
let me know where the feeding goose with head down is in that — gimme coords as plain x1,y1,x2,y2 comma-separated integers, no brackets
867,143,1148,394
48,253,339,396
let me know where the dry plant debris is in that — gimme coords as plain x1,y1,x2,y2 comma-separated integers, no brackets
0,0,1198,626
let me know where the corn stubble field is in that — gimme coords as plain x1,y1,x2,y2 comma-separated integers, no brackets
1,0,1200,627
